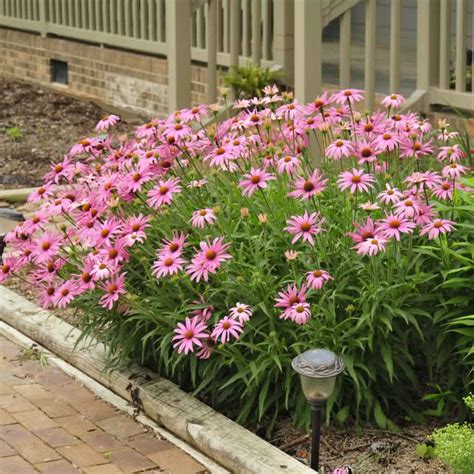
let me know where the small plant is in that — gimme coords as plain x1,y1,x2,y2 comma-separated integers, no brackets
430,395,474,473
5,126,22,142
223,62,281,99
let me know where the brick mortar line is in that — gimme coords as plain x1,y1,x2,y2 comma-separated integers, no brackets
0,321,228,474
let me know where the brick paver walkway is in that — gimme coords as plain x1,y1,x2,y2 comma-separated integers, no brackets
0,334,207,473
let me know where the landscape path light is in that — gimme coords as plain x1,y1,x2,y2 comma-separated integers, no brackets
292,348,345,471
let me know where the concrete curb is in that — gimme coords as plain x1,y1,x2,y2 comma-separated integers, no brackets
0,286,313,474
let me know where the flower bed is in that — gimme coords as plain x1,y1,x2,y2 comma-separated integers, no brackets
1,88,472,430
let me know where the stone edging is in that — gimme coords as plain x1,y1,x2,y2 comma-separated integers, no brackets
0,287,313,474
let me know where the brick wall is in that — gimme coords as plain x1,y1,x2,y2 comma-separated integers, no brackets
0,28,210,118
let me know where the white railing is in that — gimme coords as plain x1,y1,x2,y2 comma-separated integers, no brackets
0,0,472,114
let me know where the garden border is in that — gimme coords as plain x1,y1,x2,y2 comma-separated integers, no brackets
0,286,313,474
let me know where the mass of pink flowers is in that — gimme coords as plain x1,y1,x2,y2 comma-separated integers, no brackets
0,86,471,360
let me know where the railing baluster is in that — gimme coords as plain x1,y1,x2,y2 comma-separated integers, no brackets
242,0,250,57
262,0,271,60
110,0,117,34
54,0,59,23
147,0,155,40
67,0,73,26
192,10,197,47
124,0,131,36
389,0,401,92
339,8,351,89
217,0,223,52
294,0,322,103
196,5,205,48
95,0,101,30
26,0,32,20
88,0,94,29
132,0,139,38
74,0,80,27
140,0,146,39
60,0,66,24
251,0,261,64
32,0,38,21
439,0,451,90
156,0,163,42
81,0,87,29
364,0,376,111
207,0,217,103
455,0,467,92
229,0,240,76
166,0,191,110
223,0,229,53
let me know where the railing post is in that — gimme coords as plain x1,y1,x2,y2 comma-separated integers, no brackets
166,0,192,111
273,0,294,84
229,0,240,99
364,0,376,112
39,0,47,37
416,0,440,91
389,0,401,93
207,0,218,103
294,0,322,103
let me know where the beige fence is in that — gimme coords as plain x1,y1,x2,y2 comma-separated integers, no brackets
0,0,472,114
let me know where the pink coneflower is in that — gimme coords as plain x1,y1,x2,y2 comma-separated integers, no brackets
359,201,380,212
190,208,217,228
284,250,299,261
95,114,120,132
229,303,253,323
152,253,185,278
160,231,187,256
238,168,276,197
54,281,80,308
377,184,403,205
38,284,57,309
99,273,127,310
325,139,355,160
122,214,151,246
196,338,215,359
44,158,75,184
437,144,465,163
32,232,62,264
374,132,399,152
27,183,54,203
381,93,405,109
91,260,115,280
377,214,416,241
172,316,209,355
276,155,301,175
285,211,324,246
287,302,312,325
356,141,379,164
93,218,122,247
180,104,209,123
420,219,455,240
337,169,375,194
274,283,307,317
211,316,243,343
442,163,467,180
288,170,328,200
333,88,364,105
186,237,232,282
393,197,422,219
347,217,377,243
415,204,435,226
187,179,208,189
0,256,17,284
353,235,388,256
147,177,181,209
190,297,214,322
432,181,455,200
306,269,332,290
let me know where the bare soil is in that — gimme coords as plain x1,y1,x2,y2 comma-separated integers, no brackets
0,77,133,189
1,77,450,473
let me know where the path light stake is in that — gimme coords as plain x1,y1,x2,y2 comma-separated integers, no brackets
292,349,345,471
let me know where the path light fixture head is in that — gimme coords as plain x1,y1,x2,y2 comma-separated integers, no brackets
292,348,345,471
292,348,344,406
